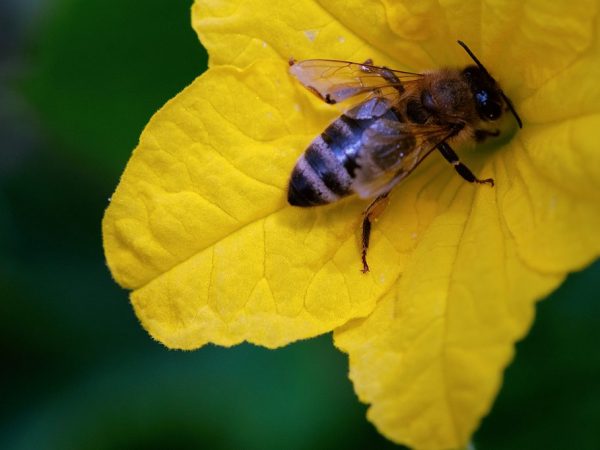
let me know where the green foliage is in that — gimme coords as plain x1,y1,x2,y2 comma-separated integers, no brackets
22,0,206,176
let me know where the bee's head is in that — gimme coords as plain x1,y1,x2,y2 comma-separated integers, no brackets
462,65,503,122
458,41,522,128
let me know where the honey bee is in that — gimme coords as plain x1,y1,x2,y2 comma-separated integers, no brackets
287,40,522,273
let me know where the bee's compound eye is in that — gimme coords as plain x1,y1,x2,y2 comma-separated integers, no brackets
475,91,502,121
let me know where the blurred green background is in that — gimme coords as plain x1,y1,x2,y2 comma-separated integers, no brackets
1,1,599,449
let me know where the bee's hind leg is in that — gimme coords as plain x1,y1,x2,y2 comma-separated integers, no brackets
361,193,390,273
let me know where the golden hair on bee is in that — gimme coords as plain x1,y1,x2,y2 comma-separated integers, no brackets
288,41,522,273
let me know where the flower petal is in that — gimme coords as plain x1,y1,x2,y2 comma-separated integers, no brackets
102,60,405,349
520,31,600,125
334,169,564,449
345,0,597,92
500,8,600,272
192,0,597,97
104,0,600,445
501,136,600,272
191,0,431,70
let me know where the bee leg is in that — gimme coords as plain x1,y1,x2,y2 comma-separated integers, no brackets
474,129,500,142
361,193,390,273
437,142,494,187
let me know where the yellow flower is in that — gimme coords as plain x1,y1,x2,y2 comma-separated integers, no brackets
102,0,600,448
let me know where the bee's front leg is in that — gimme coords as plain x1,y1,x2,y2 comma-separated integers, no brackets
361,193,390,273
437,142,494,187
474,129,500,142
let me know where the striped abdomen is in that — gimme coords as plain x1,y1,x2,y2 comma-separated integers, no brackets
288,113,364,206
288,107,408,206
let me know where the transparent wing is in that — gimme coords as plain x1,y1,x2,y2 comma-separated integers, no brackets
289,59,423,104
353,120,453,199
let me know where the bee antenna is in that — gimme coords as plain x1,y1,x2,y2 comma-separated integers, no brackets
457,40,489,75
457,40,523,129
500,91,523,128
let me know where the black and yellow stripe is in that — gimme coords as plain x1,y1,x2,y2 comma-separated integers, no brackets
288,114,365,206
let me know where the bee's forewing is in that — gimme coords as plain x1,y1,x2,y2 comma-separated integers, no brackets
289,59,420,104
